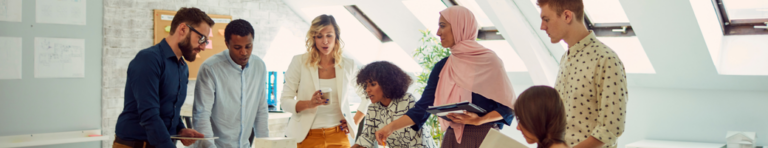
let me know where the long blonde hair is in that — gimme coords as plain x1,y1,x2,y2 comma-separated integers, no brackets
304,14,344,68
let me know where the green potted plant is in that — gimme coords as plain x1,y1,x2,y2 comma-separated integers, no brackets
412,29,451,146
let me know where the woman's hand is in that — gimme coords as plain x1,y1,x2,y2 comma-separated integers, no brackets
309,90,327,108
446,111,483,126
374,125,393,146
295,90,327,112
339,120,350,134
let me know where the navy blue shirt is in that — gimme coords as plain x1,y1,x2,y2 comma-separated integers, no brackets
116,39,188,148
405,57,514,131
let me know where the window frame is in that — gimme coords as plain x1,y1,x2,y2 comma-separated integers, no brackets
344,5,393,42
712,0,768,35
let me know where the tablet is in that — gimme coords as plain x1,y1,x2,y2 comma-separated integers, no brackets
170,135,219,140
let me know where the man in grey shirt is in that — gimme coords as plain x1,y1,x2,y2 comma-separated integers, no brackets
192,19,269,148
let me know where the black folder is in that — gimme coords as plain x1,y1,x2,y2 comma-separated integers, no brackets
426,101,487,122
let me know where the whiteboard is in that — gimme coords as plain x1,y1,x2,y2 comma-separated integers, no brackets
34,37,85,78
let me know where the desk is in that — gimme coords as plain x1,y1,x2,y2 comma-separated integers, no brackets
0,130,108,148
626,140,725,148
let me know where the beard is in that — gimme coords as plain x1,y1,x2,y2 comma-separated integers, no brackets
178,34,198,62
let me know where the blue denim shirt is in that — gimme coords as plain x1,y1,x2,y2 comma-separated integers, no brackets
116,39,188,148
405,57,514,131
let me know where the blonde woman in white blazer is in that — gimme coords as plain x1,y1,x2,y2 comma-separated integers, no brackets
280,14,369,148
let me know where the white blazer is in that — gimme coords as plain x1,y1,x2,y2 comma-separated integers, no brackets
280,53,370,143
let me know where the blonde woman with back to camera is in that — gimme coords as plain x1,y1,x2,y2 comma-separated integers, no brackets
280,14,369,148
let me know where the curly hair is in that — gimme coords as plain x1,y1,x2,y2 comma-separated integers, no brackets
356,61,413,100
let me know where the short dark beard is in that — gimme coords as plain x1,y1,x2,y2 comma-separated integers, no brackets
178,34,198,62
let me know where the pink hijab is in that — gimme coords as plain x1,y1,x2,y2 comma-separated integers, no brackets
434,6,517,143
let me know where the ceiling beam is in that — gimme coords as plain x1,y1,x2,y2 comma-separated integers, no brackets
354,1,427,58
344,5,392,42
619,0,716,75
475,0,560,85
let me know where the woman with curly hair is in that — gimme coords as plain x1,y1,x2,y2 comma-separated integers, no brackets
352,61,437,148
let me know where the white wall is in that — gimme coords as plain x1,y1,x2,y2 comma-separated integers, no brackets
616,87,768,147
497,84,768,148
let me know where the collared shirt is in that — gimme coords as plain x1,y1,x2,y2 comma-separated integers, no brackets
555,31,628,148
116,39,188,148
192,50,269,148
357,93,437,148
405,57,514,131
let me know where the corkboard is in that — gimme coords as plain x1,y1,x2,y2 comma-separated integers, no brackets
153,9,232,80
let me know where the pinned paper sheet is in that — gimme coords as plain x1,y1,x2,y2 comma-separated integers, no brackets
208,29,213,37
205,40,213,49
218,29,225,36
0,0,23,22
0,36,22,79
36,0,87,25
34,37,85,78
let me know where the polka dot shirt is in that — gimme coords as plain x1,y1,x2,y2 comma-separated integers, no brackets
554,32,628,148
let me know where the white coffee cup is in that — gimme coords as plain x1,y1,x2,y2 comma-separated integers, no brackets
320,87,332,105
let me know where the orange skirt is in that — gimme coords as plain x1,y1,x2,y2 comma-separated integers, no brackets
297,125,351,148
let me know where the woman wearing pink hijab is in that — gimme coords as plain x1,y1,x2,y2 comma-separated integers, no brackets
374,6,517,148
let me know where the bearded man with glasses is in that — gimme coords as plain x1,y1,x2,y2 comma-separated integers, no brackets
113,7,215,148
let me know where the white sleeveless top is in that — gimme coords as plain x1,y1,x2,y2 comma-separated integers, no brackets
310,78,344,129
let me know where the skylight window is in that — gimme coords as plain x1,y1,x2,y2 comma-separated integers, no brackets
402,0,447,36
479,40,528,72
529,0,636,37
454,0,495,27
714,0,768,35
596,37,656,74
582,0,629,23
722,0,768,20
299,6,384,64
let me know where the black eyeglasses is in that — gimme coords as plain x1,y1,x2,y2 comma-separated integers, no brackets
186,24,209,45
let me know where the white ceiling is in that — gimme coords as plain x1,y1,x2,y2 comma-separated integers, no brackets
279,0,768,91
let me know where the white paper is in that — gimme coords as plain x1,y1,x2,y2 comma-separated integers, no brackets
479,129,528,148
35,0,86,25
160,14,173,21
0,36,22,79
0,0,22,22
212,18,231,23
34,37,85,78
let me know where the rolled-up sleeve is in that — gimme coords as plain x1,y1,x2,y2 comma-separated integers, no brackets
130,53,176,148
590,56,627,146
493,102,514,126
